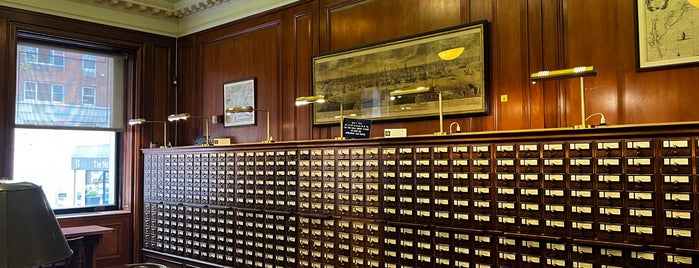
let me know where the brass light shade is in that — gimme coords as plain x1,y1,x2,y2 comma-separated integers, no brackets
295,95,326,105
0,180,72,268
530,66,597,129
167,113,191,121
530,66,596,82
129,118,169,148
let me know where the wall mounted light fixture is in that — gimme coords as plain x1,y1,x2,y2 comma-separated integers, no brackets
389,86,446,136
295,95,346,140
168,113,211,146
531,66,597,129
226,106,273,144
129,118,168,147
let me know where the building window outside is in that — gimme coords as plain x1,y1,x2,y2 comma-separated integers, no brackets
23,46,38,63
82,54,97,77
51,50,65,67
52,84,64,103
23,81,37,101
14,38,125,213
82,86,96,106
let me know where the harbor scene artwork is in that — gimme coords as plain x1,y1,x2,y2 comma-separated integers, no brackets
311,21,488,125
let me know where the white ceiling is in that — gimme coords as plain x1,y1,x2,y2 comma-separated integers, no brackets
0,0,298,37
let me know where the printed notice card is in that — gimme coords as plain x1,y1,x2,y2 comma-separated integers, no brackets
343,118,371,139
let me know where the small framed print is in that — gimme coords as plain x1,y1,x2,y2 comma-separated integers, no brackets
223,77,256,127
635,0,699,70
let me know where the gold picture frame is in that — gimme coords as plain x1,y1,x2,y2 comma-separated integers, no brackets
311,20,489,125
635,0,699,70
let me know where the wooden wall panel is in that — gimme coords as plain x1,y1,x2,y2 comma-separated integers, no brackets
284,4,317,141
58,212,132,268
177,0,699,143
492,0,531,130
198,21,282,144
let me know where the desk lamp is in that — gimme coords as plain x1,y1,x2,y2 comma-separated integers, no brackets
128,118,168,147
226,106,273,144
295,95,347,140
389,86,446,136
168,113,210,146
530,66,597,129
1,180,72,268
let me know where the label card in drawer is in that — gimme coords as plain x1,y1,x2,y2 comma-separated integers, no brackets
663,157,689,166
570,143,590,150
663,140,689,148
663,175,690,184
666,210,692,219
665,193,691,201
631,251,654,260
544,144,564,151
665,228,692,237
597,142,620,149
627,141,651,149
628,158,652,166
628,175,652,183
667,255,693,264
629,208,653,217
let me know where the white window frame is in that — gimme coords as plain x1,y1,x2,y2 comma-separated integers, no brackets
82,86,96,106
82,54,97,77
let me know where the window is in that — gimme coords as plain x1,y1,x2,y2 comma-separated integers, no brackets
82,54,97,77
23,81,37,101
82,86,96,106
19,46,65,67
51,50,65,67
14,38,125,213
23,46,38,63
52,84,64,103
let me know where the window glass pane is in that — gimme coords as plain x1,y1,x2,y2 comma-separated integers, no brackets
16,42,124,130
15,39,125,213
51,50,65,67
13,128,117,210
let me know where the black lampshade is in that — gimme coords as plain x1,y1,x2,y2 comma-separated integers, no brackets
0,180,72,268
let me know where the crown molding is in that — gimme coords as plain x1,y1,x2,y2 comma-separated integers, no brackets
0,0,298,37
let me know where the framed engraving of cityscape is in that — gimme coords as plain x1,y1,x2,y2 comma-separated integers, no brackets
311,20,489,125
223,77,256,127
635,0,699,70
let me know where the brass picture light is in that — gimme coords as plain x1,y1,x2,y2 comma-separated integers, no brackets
389,86,446,136
128,118,168,147
295,95,346,140
168,113,211,146
226,106,273,144
531,66,597,129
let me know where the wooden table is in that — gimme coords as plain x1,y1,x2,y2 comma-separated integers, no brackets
61,225,114,268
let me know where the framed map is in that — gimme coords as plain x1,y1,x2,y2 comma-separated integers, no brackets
223,78,256,127
635,0,699,70
311,20,489,125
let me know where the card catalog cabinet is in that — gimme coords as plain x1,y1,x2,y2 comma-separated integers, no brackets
142,124,699,267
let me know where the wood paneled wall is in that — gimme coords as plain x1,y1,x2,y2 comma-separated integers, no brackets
177,0,699,144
